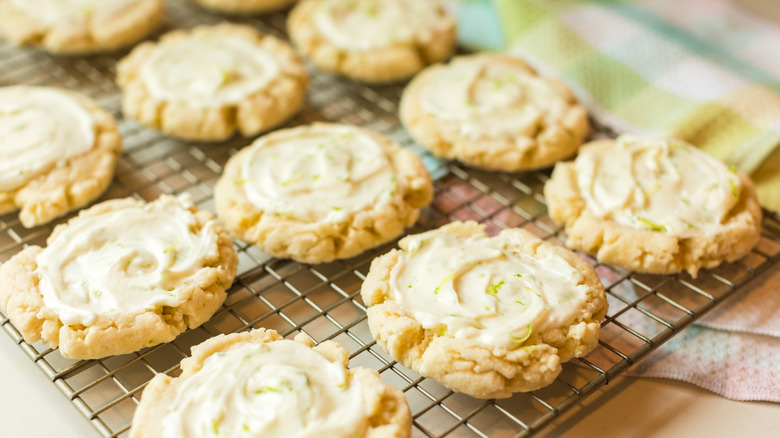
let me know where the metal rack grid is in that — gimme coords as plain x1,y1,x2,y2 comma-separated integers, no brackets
1,1,779,437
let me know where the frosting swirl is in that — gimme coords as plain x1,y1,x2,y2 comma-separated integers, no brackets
0,86,95,192
389,230,591,350
160,340,367,438
140,33,281,108
575,136,742,237
420,57,569,139
10,0,135,24
35,196,220,325
238,125,396,222
313,0,449,51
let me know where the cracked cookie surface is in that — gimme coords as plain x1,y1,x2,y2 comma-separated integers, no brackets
0,195,238,359
215,123,433,264
400,54,589,172
544,136,763,276
361,221,607,399
288,0,455,84
0,0,163,54
0,85,121,228
117,23,308,141
130,329,412,438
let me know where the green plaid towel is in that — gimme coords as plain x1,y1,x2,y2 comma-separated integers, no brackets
458,0,780,212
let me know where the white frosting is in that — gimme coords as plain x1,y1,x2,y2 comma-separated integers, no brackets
140,34,282,108
389,230,591,350
239,125,396,222
35,196,220,325
10,0,135,24
0,86,95,192
313,0,449,51
160,340,368,438
420,57,569,139
575,136,742,237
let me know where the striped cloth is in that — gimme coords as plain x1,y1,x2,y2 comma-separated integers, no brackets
458,0,780,212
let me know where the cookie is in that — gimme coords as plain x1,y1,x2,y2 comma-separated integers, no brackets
187,0,298,15
544,136,763,277
129,329,412,438
0,0,163,55
288,0,456,84
215,123,433,264
400,54,589,172
0,195,238,359
117,23,308,142
0,86,121,228
360,221,607,399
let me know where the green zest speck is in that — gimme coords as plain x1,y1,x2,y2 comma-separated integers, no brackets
243,424,250,432
486,280,505,296
163,240,178,254
636,217,667,232
332,206,342,211
729,179,740,203
212,418,220,435
514,274,522,278
510,324,533,344
515,299,524,305
433,273,454,295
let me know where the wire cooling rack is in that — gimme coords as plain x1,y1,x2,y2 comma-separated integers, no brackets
2,1,780,437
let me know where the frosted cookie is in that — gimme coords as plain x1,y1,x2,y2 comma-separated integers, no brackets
0,86,121,228
0,195,238,359
188,0,297,15
117,23,308,142
544,136,763,277
361,221,607,399
129,329,412,438
215,123,433,264
0,0,163,55
288,0,456,84
400,54,589,172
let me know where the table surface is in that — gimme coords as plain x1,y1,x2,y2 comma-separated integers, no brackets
2,0,780,437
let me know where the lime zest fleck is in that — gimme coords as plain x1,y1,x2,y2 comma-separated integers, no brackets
234,178,250,185
332,206,342,211
729,179,740,203
212,417,220,435
515,299,524,305
510,324,533,345
433,273,454,295
312,174,321,181
728,164,737,174
514,274,522,278
275,212,294,218
486,280,505,296
243,424,250,432
163,239,179,254
682,219,698,229
636,217,667,232
337,381,347,389
281,172,304,187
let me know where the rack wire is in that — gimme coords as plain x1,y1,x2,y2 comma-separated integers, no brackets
1,1,779,437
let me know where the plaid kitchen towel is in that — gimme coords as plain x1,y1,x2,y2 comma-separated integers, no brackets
458,0,780,212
